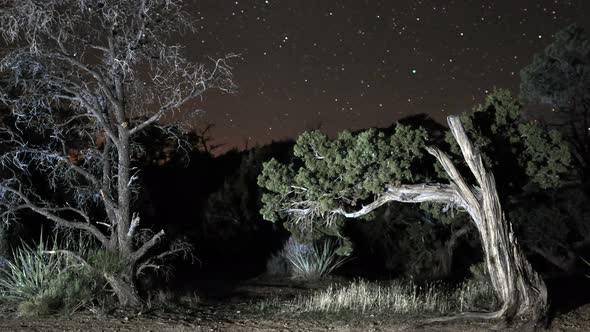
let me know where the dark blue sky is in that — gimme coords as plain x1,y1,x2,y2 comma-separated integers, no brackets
184,0,590,153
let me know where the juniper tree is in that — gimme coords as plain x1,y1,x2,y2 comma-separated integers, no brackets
0,0,236,306
258,94,571,323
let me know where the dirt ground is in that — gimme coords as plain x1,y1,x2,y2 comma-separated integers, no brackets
1,280,590,332
2,309,590,332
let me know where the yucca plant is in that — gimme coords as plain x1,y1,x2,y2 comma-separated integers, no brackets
0,232,101,316
283,237,348,280
0,239,65,302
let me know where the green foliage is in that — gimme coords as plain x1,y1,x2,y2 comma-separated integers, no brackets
258,124,429,240
446,88,571,190
518,123,571,188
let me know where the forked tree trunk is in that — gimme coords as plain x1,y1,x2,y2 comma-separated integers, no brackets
437,116,547,322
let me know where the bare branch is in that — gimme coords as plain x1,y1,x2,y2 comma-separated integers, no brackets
135,239,194,278
0,184,108,247
130,229,165,263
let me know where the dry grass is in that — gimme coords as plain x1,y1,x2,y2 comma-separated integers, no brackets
258,278,497,316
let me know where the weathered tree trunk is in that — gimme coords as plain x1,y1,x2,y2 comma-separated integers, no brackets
116,126,133,257
104,271,141,308
430,116,547,323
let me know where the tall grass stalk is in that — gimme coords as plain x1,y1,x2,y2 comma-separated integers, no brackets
264,278,497,315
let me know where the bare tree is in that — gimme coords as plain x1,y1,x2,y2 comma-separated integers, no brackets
0,0,236,306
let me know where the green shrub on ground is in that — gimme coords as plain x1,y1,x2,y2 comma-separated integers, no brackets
0,240,64,303
280,237,348,280
0,233,104,316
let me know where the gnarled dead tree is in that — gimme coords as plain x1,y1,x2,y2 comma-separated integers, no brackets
263,116,547,323
0,0,236,306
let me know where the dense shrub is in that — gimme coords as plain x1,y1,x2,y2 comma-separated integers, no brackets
0,232,123,316
0,237,98,316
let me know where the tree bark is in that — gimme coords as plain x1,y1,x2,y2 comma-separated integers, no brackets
103,271,141,308
440,116,547,323
116,126,132,257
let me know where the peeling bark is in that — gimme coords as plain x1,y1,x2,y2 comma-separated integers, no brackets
436,116,547,323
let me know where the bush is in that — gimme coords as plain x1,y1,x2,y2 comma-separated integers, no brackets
0,240,65,303
280,237,348,280
0,234,101,316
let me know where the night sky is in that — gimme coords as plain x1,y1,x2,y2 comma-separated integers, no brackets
184,0,590,153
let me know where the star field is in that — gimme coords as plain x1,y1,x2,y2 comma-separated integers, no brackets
184,0,590,153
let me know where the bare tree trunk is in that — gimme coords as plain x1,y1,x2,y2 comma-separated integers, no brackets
116,127,132,257
104,271,141,308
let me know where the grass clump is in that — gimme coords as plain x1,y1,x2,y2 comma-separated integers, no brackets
259,275,497,316
0,233,103,316
281,237,348,280
0,241,64,303
286,279,456,314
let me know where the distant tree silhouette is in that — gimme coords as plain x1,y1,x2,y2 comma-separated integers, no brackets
520,24,590,179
